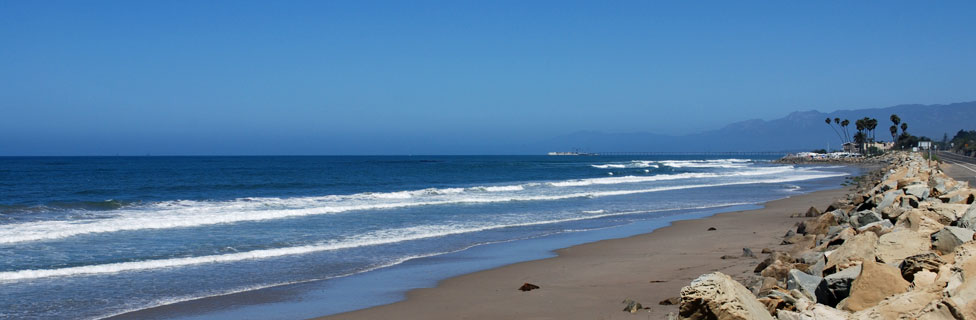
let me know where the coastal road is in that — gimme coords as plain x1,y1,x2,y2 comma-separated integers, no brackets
938,151,976,187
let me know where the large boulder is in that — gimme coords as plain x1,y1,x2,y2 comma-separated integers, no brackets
856,220,894,236
904,184,932,200
928,203,970,222
678,272,774,320
945,242,976,319
938,188,975,205
787,269,833,304
850,210,882,229
797,214,836,235
875,229,932,264
876,189,903,209
899,252,946,282
825,232,878,273
958,202,976,231
847,290,943,320
841,262,910,312
824,264,861,301
776,304,849,320
931,226,975,254
895,209,946,235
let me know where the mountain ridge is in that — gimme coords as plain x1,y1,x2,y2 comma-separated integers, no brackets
534,101,976,153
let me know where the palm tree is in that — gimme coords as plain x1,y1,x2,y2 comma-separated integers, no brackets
901,122,908,134
855,119,866,153
890,125,898,142
841,119,850,143
866,118,878,142
890,114,900,127
825,117,843,145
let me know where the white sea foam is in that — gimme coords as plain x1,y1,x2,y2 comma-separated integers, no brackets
659,159,751,168
0,165,842,244
1,201,765,282
591,160,659,169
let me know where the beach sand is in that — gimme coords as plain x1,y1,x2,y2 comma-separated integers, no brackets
320,186,852,320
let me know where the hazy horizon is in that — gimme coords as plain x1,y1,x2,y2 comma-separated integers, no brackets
3,1,975,155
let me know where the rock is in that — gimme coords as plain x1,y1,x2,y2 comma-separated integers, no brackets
742,248,757,258
848,290,943,320
518,282,540,291
895,209,946,235
825,200,850,213
911,269,938,288
900,195,920,209
708,227,717,231
678,272,774,320
825,264,861,301
945,243,976,319
775,304,849,320
797,214,837,235
904,184,932,199
875,229,931,264
899,252,945,282
659,297,681,305
762,248,773,254
721,255,739,260
877,189,904,209
622,299,643,313
805,206,821,217
756,296,788,316
928,203,970,222
856,220,894,236
761,260,793,281
784,229,796,238
825,232,878,273
850,210,882,229
843,262,910,312
787,269,833,304
756,252,793,273
958,202,976,230
756,276,780,296
939,189,976,204
829,210,850,225
931,226,975,254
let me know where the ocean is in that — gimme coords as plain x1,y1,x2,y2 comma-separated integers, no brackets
0,156,855,319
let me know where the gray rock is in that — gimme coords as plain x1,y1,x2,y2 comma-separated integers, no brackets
824,264,861,301
856,220,894,234
809,255,826,278
959,202,976,231
900,196,919,209
904,184,931,199
931,226,975,253
877,190,903,209
787,269,832,304
805,206,821,217
850,210,882,228
829,210,850,224
742,247,757,258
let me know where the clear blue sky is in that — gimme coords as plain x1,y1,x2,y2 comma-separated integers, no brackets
2,1,974,155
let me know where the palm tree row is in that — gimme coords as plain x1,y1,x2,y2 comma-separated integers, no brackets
825,117,853,144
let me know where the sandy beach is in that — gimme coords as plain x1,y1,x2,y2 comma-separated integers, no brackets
321,186,853,320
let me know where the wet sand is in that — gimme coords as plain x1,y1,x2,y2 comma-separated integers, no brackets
320,186,853,320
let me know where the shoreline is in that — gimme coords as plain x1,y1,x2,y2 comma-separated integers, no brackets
104,166,865,320
319,185,856,319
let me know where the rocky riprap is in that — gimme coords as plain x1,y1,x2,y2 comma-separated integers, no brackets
677,152,976,320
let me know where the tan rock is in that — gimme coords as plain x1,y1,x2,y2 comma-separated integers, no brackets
843,262,910,312
825,232,878,273
875,229,931,264
761,260,793,282
848,290,941,320
945,242,976,319
797,213,837,235
678,272,774,320
895,209,946,235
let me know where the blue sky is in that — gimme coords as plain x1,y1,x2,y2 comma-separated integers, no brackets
2,1,975,155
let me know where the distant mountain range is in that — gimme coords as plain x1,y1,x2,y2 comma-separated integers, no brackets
533,101,976,153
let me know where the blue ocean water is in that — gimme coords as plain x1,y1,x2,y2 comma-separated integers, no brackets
0,156,854,319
